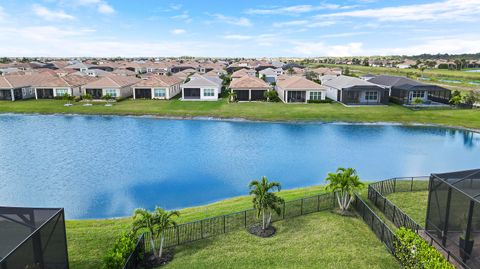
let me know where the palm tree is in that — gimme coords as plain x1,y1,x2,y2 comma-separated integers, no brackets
132,207,179,259
248,176,284,230
62,93,74,106
325,168,363,213
227,91,237,103
82,93,93,106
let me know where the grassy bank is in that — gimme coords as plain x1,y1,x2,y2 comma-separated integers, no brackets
162,211,399,269
1,99,480,130
66,185,326,269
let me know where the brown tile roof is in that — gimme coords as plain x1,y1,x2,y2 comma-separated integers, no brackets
132,75,182,87
231,68,255,78
229,76,270,89
276,75,325,90
83,74,140,88
0,74,45,88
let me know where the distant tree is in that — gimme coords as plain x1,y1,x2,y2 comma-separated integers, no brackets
287,67,296,75
249,177,284,230
362,58,369,66
325,168,363,213
343,67,350,76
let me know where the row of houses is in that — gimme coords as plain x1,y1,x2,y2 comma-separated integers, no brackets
0,65,451,105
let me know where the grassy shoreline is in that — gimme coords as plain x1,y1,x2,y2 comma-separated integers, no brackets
1,99,480,130
66,185,326,269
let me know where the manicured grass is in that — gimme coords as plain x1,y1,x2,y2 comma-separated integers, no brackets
1,99,480,129
66,185,326,269
386,191,429,227
161,211,400,269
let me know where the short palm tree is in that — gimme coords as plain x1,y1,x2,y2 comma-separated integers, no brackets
62,93,74,106
83,93,93,105
227,91,237,103
325,168,363,213
132,207,179,259
249,176,284,230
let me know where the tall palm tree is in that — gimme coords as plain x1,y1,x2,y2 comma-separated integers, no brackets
249,176,284,230
325,168,363,213
132,207,179,258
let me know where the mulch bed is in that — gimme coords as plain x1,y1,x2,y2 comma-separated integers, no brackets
248,225,276,238
332,208,357,217
143,249,174,268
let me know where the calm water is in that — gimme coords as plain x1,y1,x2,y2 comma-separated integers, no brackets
0,114,479,219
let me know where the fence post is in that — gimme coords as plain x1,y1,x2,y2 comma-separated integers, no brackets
410,177,414,191
201,220,204,239
176,227,180,245
223,215,226,234
300,198,304,215
383,196,387,211
244,210,247,228
317,194,320,212
393,178,396,193
283,201,286,219
381,181,384,195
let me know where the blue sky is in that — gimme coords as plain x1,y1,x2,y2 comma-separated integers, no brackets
0,0,479,57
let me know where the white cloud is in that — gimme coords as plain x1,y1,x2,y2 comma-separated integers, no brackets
245,4,356,15
224,34,252,40
317,0,480,22
98,3,114,14
32,4,75,20
171,11,192,23
273,20,335,28
375,36,480,55
68,0,115,14
290,41,364,56
171,29,186,35
169,4,182,10
210,13,252,26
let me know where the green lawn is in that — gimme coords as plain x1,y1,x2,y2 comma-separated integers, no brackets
386,191,429,227
66,185,326,269
161,211,400,269
1,99,480,129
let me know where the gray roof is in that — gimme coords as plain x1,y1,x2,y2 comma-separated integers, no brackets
369,75,449,92
322,75,381,90
182,75,222,88
368,75,422,87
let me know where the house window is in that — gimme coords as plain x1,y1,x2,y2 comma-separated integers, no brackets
105,89,118,97
56,88,68,96
365,91,378,101
203,89,215,97
411,91,425,99
154,88,166,98
309,91,322,100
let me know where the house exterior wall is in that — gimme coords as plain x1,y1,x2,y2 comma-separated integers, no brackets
276,87,286,103
133,83,181,100
305,90,326,101
181,85,221,101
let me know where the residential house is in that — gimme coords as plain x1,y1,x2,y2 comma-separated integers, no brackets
181,75,222,101
132,75,182,99
368,75,451,105
82,75,140,99
231,68,256,80
322,75,389,105
0,75,37,101
276,75,327,103
258,68,284,83
34,75,97,99
229,76,271,101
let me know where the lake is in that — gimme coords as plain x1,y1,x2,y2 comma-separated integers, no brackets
0,114,479,219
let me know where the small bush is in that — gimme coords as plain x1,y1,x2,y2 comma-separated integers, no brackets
116,96,128,102
307,98,333,104
394,227,454,269
74,96,82,102
103,231,138,269
264,90,280,102
54,96,64,100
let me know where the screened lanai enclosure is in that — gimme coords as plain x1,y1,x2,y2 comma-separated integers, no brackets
0,207,69,269
426,169,480,268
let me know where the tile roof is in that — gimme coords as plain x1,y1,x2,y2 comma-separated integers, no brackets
276,75,325,90
182,75,222,88
132,75,182,87
83,74,140,88
321,75,380,89
229,76,270,89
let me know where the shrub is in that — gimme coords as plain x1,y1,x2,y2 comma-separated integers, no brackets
103,231,138,269
394,227,454,269
307,98,333,104
74,96,82,102
116,96,128,102
264,90,280,102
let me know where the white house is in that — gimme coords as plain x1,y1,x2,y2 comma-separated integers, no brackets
181,75,222,101
34,74,97,99
258,68,284,84
276,75,327,103
131,75,183,100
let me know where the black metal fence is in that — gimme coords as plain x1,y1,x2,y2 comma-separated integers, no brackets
0,207,69,269
122,234,145,269
143,192,335,252
367,177,472,269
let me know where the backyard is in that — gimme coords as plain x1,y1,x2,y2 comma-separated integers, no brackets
1,99,480,130
387,190,429,227
161,211,399,269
